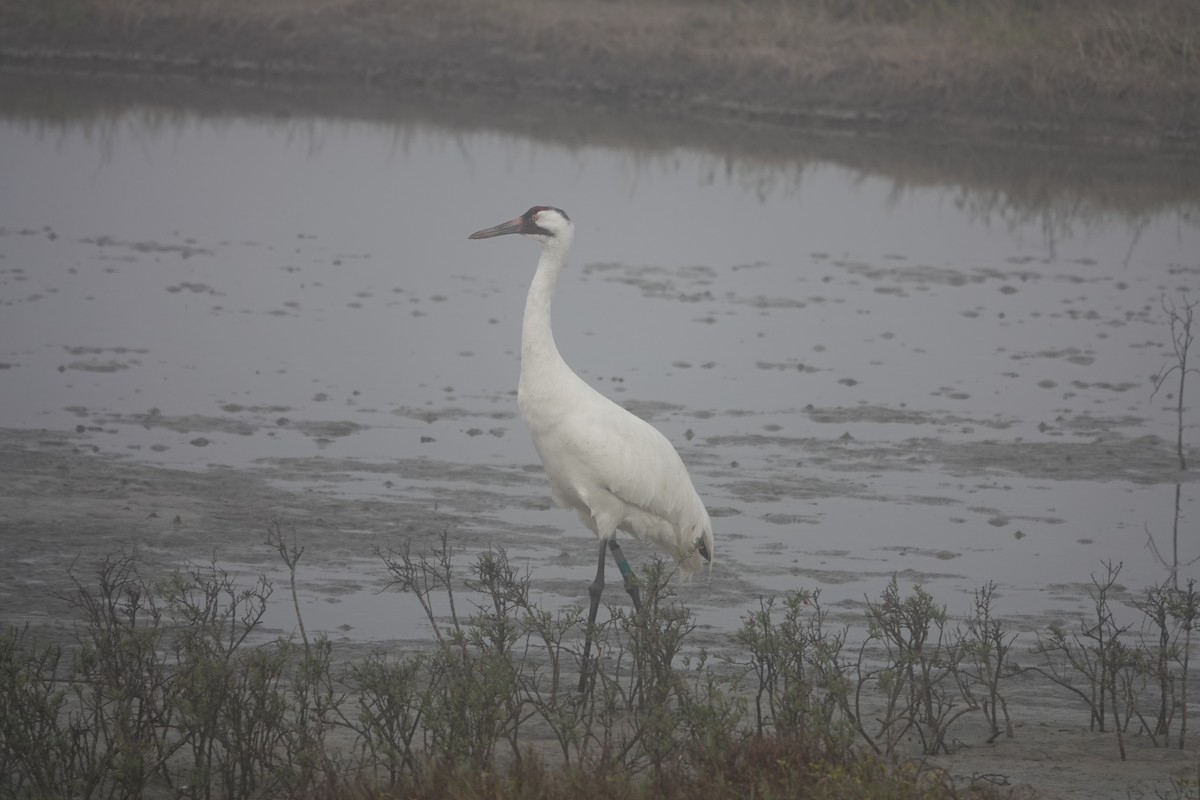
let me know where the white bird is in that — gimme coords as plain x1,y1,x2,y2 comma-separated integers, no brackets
469,206,714,691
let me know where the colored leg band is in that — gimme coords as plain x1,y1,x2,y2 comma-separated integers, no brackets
615,557,634,580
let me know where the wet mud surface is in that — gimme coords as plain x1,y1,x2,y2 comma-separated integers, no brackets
1,421,1197,798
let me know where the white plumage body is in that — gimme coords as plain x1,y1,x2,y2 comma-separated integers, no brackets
519,358,713,575
472,206,714,576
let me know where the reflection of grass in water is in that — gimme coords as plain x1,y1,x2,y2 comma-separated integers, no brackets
711,136,1199,261
1,65,1197,253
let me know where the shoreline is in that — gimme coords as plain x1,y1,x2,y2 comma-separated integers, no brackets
2,0,1198,150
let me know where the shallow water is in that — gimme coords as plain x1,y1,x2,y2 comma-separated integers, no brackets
1,74,1198,644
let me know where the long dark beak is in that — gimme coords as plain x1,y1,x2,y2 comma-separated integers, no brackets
468,218,523,239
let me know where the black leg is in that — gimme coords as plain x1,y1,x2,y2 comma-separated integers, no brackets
579,538,607,693
608,539,642,612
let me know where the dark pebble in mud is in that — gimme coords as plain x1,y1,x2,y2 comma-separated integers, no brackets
66,359,130,373
290,420,363,439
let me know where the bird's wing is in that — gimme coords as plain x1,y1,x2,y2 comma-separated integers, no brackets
537,387,713,571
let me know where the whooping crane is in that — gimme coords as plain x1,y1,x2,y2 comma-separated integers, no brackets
469,206,714,692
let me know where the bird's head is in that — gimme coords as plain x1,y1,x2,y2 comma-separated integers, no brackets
468,206,573,249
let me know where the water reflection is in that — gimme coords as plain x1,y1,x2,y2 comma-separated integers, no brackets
3,71,1198,249
1,70,1197,640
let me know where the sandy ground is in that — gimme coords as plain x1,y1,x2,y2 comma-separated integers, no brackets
3,426,1198,799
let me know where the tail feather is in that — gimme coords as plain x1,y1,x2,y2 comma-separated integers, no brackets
675,523,714,578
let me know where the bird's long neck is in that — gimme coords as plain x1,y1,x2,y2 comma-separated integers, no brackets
516,236,580,429
520,241,571,381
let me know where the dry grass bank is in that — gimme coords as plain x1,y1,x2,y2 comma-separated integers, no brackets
1,0,1198,142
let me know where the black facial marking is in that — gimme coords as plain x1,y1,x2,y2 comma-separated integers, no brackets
520,206,569,236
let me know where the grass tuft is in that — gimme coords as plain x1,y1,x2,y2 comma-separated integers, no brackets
2,532,1198,798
